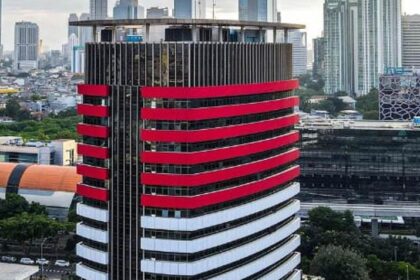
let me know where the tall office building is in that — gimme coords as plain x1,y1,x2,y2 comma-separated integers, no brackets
402,14,420,69
90,0,108,20
324,0,402,96
287,31,308,77
74,20,301,280
239,0,277,22
68,13,79,38
174,0,207,19
313,37,326,79
79,13,93,46
113,0,142,19
14,22,39,71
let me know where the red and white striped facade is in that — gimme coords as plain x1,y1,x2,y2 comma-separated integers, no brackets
75,42,301,280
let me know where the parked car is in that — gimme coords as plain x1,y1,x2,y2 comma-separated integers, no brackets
20,258,35,265
55,260,70,267
1,256,16,262
36,258,49,265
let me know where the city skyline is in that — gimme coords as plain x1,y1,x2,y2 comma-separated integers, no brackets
1,0,419,51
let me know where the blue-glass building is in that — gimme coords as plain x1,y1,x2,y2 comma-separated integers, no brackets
174,0,193,19
239,0,276,22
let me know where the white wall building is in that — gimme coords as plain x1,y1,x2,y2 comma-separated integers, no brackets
324,0,402,96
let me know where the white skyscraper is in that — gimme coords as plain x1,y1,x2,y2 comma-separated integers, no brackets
79,13,93,46
90,0,108,20
402,14,420,69
287,31,308,77
324,0,402,96
14,22,39,71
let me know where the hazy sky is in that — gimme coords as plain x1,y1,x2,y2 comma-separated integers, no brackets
2,0,420,51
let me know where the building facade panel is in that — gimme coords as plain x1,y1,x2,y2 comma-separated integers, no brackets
77,40,300,279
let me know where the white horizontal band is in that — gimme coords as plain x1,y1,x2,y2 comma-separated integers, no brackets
77,203,109,223
141,217,300,276
77,222,108,244
141,200,299,253
76,262,108,280
77,242,108,265
141,182,300,232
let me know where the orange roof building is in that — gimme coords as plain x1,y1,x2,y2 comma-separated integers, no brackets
0,163,81,219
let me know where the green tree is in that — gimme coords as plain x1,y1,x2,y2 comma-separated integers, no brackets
308,207,358,233
16,110,31,121
0,212,65,254
356,89,379,120
310,245,370,280
5,98,21,119
0,194,48,219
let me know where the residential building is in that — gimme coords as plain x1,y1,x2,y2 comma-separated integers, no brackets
324,0,402,96
73,19,301,280
71,46,85,73
14,22,39,71
0,163,80,219
239,0,277,22
68,13,79,37
313,37,326,79
174,0,206,19
379,69,420,120
402,14,420,69
90,0,108,20
146,7,170,18
287,31,308,77
0,137,77,166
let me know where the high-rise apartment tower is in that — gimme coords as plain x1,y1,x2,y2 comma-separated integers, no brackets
324,0,402,96
402,14,420,69
73,19,302,280
90,0,108,20
14,22,39,71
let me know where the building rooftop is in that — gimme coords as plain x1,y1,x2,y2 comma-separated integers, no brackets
0,263,38,280
69,18,305,30
298,119,419,131
0,163,80,192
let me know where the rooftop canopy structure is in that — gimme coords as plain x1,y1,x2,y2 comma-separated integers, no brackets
69,18,305,43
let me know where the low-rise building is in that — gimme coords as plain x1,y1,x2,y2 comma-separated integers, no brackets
0,163,80,219
379,69,420,120
0,137,77,166
298,119,420,227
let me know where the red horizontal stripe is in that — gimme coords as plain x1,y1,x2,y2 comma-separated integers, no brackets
78,84,110,97
141,131,300,165
77,123,110,139
77,144,110,159
141,166,300,209
141,114,299,143
77,164,110,180
141,148,299,187
141,97,299,121
141,80,299,99
77,184,109,202
77,104,109,118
